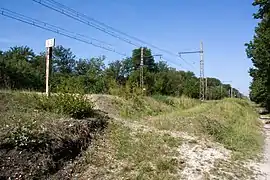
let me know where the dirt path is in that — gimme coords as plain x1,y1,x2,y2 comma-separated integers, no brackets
258,123,270,180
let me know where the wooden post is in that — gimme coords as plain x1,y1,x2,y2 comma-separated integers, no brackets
140,47,144,90
45,47,52,96
45,38,55,97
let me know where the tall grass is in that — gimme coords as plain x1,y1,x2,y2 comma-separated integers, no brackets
138,97,263,159
115,94,201,119
152,95,201,109
197,98,263,159
0,91,107,179
35,93,95,119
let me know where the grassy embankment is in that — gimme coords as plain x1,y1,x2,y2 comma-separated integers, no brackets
0,91,108,179
80,94,263,179
0,91,263,179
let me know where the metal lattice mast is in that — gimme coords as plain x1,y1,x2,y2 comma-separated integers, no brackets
140,47,144,89
178,41,205,101
200,41,205,101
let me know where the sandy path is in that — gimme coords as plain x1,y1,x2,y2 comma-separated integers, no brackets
258,123,270,180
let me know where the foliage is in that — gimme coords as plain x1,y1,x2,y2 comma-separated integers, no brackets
53,45,76,74
197,98,262,159
0,45,243,99
0,92,108,179
152,95,201,109
125,96,262,160
246,0,270,110
35,93,95,119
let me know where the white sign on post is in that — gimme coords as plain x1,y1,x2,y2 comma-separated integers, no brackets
45,38,55,48
45,38,55,97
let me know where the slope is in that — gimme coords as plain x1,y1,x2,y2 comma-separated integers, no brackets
78,95,263,179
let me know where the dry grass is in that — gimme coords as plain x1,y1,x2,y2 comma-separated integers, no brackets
130,98,263,160
78,122,183,180
91,94,263,160
112,94,201,119
0,92,108,179
0,91,263,179
77,95,263,179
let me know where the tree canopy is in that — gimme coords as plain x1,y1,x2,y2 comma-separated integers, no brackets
246,0,270,109
0,45,242,99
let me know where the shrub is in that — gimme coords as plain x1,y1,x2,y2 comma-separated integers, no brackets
196,99,263,159
152,95,175,106
36,93,94,119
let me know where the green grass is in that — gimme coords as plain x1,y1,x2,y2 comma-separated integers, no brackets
66,95,263,179
114,94,201,119
98,94,263,160
35,93,95,119
0,91,107,179
81,122,183,180
1,92,263,179
133,98,263,159
152,95,201,110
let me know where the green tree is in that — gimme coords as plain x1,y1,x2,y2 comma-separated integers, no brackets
53,45,76,74
0,45,243,100
83,56,106,93
246,0,270,109
0,46,42,90
105,59,127,85
132,47,156,72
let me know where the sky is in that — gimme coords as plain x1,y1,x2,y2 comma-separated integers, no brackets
0,0,258,95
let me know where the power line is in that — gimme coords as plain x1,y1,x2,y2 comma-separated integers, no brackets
0,8,183,70
1,8,199,90
44,0,177,56
32,0,140,47
32,0,195,70
36,0,173,54
179,56,197,71
0,8,128,57
178,42,205,101
2,8,114,48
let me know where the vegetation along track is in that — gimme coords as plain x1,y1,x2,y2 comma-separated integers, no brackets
0,92,265,179
256,117,270,180
83,94,264,180
0,92,109,179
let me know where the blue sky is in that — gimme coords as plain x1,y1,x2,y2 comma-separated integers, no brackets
0,0,257,95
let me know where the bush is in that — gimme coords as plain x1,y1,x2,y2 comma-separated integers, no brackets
0,92,108,179
52,75,86,94
152,95,175,106
196,99,263,159
36,93,94,119
152,95,201,109
109,82,143,100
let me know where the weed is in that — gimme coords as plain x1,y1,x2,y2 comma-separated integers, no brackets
35,93,95,119
152,94,201,109
152,95,175,106
101,123,182,179
0,92,108,179
139,98,263,159
162,133,182,148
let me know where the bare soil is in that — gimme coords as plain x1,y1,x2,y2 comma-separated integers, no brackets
257,123,270,180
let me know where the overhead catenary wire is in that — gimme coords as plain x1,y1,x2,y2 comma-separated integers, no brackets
0,8,128,57
0,8,183,70
2,8,114,48
47,0,191,57
45,0,179,56
32,0,140,47
1,8,199,89
161,56,184,70
179,56,197,71
32,0,194,70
